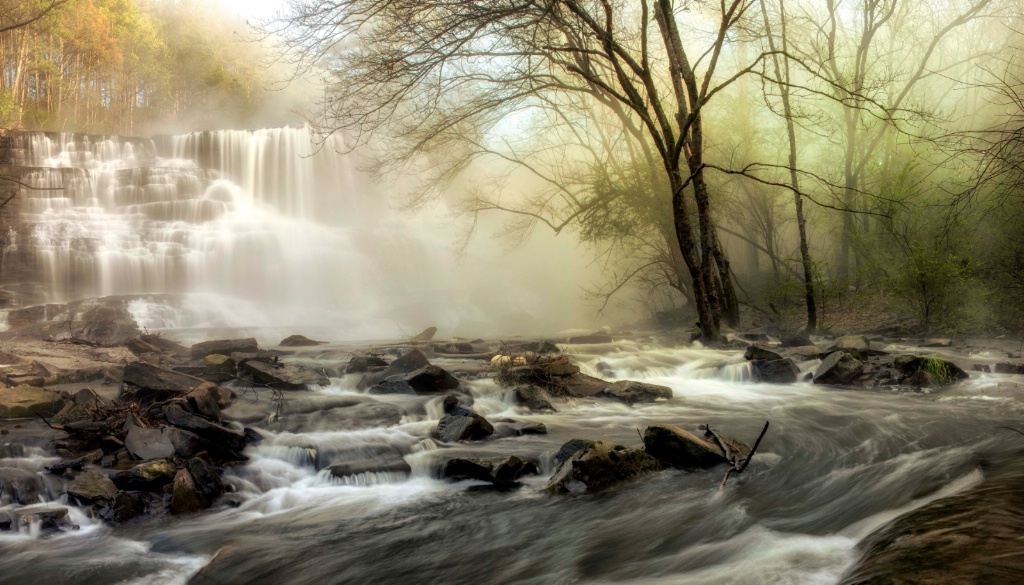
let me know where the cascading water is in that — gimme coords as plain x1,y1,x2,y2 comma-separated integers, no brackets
5,127,592,339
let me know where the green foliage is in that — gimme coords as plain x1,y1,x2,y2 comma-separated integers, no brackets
919,357,953,385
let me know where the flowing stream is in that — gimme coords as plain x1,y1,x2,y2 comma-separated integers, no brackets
2,341,1023,584
1,130,1022,583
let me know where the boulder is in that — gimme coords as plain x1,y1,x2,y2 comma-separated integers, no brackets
125,423,200,460
401,365,460,394
170,469,206,514
437,413,494,442
344,355,389,374
744,345,783,361
501,356,608,397
513,385,555,411
239,360,330,390
66,470,117,505
0,467,42,504
642,424,732,469
0,386,64,418
784,346,826,361
366,379,416,395
597,380,672,404
163,404,247,453
813,351,865,386
545,441,662,495
100,491,146,524
278,335,325,347
441,456,539,486
750,358,801,384
187,458,224,503
895,356,969,385
120,362,205,402
1,442,25,458
356,349,432,389
113,459,177,491
191,338,259,359
186,382,224,420
441,395,473,417
554,439,596,466
781,330,813,347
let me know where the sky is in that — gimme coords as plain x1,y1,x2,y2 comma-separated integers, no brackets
218,0,288,21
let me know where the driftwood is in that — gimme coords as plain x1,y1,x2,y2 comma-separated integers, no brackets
703,420,770,490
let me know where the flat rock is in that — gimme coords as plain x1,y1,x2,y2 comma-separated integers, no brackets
10,505,77,534
239,360,329,390
344,355,388,374
192,338,259,359
121,362,205,402
0,386,64,419
125,423,200,460
597,380,672,404
328,456,412,480
67,470,117,505
830,335,871,351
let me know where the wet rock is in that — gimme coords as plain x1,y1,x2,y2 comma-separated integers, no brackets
45,459,83,475
0,467,41,504
170,469,206,514
555,439,596,466
922,337,953,348
0,385,64,419
813,351,865,386
263,399,401,434
11,505,78,534
278,335,325,347
121,362,205,402
358,349,431,389
0,510,11,531
642,424,731,469
974,364,991,373
239,360,329,390
192,338,259,359
100,491,146,524
545,441,661,495
894,356,969,385
441,456,539,486
597,380,672,404
437,413,494,442
502,356,608,398
750,358,801,384
114,459,177,491
506,341,560,355
66,470,117,505
163,404,247,453
126,334,189,357
187,458,224,503
839,459,1024,585
781,330,813,347
125,422,200,460
784,346,825,361
328,456,412,480
993,362,1024,375
744,345,782,361
366,379,416,395
492,421,547,437
441,395,473,417
402,365,460,394
185,382,224,420
513,385,555,411
344,355,389,374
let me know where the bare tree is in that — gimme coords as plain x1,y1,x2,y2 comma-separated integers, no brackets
271,0,776,340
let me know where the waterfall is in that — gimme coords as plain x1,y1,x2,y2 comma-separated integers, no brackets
2,127,593,339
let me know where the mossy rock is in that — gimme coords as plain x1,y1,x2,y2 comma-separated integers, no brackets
0,385,64,419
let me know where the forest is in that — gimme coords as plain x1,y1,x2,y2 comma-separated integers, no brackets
3,0,1024,340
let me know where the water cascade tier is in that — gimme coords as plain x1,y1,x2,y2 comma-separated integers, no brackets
0,128,588,339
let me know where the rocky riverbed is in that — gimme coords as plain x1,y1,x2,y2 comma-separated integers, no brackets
1,300,1023,584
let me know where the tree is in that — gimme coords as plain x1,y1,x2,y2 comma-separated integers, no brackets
272,0,776,340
